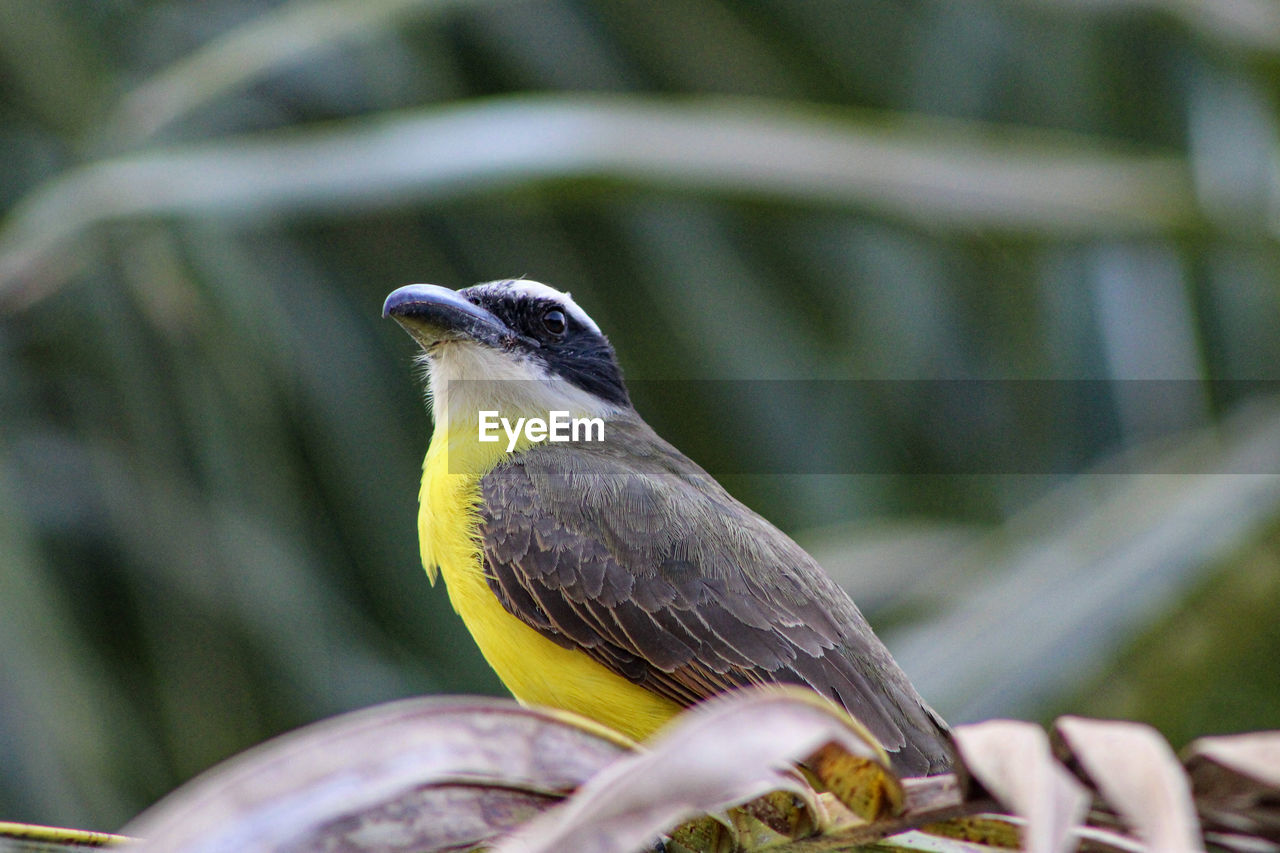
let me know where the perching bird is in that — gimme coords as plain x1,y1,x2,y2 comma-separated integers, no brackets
384,279,951,776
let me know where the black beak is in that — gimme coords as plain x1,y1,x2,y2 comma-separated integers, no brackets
383,284,513,351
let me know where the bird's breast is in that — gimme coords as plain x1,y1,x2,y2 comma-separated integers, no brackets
417,421,681,741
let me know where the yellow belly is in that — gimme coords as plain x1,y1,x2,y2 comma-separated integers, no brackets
417,424,682,742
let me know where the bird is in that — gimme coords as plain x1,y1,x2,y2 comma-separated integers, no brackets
383,278,952,776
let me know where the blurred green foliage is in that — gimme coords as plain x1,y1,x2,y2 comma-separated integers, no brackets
0,0,1278,832
1065,518,1280,746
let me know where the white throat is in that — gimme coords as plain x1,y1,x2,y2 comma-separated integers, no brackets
424,341,621,430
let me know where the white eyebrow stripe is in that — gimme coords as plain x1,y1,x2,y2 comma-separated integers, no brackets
482,279,602,336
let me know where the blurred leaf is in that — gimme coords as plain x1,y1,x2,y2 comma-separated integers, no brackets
892,400,1280,723
123,697,631,853
1053,716,1203,852
0,0,106,133
951,720,1089,853
1064,521,1280,749
24,695,1278,852
492,688,883,853
800,521,981,616
0,95,1198,307
0,822,130,853
0,462,139,824
1185,732,1280,791
807,740,905,821
1184,732,1280,846
1020,0,1280,56
102,0,489,147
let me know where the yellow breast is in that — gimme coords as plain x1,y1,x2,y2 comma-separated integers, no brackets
417,420,681,742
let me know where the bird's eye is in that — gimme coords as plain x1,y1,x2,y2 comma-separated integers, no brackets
541,308,567,336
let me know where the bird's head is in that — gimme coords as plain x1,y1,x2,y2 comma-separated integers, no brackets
383,279,630,426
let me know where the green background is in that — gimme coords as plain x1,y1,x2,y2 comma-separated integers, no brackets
0,0,1277,831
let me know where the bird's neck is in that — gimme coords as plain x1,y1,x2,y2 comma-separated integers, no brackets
417,397,619,582
424,365,623,477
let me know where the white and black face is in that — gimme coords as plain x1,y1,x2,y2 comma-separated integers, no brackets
384,279,630,421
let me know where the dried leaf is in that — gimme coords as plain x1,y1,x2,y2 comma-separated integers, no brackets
667,815,735,853
1070,824,1148,852
1184,731,1280,792
920,815,1021,848
666,788,820,852
493,687,886,853
900,774,967,818
731,788,819,847
808,740,905,820
1053,716,1203,852
123,697,631,853
871,828,1020,851
951,720,1088,853
1183,731,1280,844
275,784,556,853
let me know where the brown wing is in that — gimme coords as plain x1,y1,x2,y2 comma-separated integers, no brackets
478,414,952,776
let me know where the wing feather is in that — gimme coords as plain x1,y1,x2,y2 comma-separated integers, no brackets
477,415,951,775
